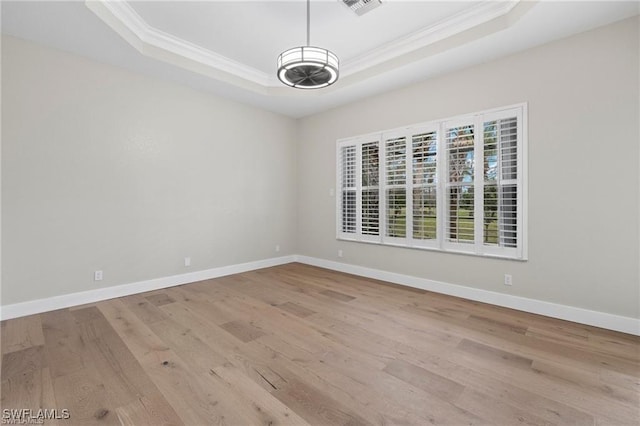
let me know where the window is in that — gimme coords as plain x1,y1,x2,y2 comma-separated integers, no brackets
336,104,527,259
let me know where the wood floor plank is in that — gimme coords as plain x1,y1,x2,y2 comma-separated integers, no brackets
53,367,119,426
277,301,316,318
457,338,534,369
220,320,266,343
40,310,87,379
209,362,311,425
114,392,184,426
144,293,175,307
1,345,46,381
146,318,228,371
599,367,640,392
163,286,233,325
318,289,357,302
272,377,371,426
2,263,638,425
383,358,465,402
1,315,45,355
1,367,53,416
120,294,170,325
454,387,554,426
468,313,529,335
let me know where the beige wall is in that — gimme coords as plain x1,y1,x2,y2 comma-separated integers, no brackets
296,17,640,318
1,36,297,305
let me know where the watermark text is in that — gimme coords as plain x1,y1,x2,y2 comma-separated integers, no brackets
2,409,70,424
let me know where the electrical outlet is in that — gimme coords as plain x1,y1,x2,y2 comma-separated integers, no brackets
184,257,191,267
504,274,513,286
275,245,280,252
94,270,103,281
338,249,343,258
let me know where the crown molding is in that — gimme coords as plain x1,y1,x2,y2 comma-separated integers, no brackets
86,0,527,93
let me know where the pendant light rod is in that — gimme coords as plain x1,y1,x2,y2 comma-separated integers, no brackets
306,0,310,46
276,0,339,89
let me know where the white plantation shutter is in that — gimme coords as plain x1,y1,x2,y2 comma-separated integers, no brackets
445,122,475,245
336,103,526,259
498,117,518,248
337,136,381,242
383,134,408,241
338,145,356,236
411,129,438,247
480,108,523,257
483,116,518,249
361,141,380,237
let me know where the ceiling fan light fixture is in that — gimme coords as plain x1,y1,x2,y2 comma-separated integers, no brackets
277,0,339,89
277,46,339,89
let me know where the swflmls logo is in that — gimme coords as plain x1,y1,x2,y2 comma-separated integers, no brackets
2,409,70,424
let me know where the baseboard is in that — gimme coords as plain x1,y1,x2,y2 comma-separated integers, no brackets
0,255,296,321
2,254,638,336
294,255,640,336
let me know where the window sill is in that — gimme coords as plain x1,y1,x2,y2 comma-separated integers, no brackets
336,236,527,261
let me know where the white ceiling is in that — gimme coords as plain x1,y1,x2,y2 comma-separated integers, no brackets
2,1,638,118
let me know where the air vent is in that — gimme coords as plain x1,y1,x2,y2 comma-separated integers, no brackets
341,0,382,16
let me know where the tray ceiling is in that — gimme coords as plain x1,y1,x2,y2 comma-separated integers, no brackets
2,1,638,117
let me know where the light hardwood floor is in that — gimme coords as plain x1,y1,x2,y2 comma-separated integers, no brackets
1,263,639,425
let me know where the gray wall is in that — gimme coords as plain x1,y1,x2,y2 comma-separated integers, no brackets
296,17,640,318
2,36,298,305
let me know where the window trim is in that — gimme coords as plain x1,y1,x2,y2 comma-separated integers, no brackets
336,103,528,261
